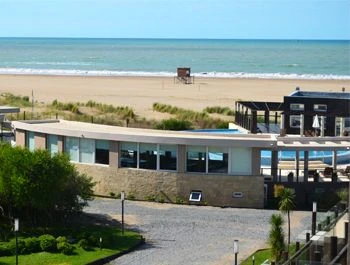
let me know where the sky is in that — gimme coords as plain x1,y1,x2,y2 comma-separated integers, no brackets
1,0,349,40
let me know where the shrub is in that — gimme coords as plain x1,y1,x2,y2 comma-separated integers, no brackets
56,236,67,243
77,231,90,241
57,242,75,255
157,197,165,203
175,197,185,204
145,195,156,202
7,239,26,255
155,118,192,130
0,242,12,256
39,234,57,252
24,237,41,253
77,239,90,250
127,193,136,200
87,234,99,247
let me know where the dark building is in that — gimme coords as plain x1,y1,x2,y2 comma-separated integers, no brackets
283,90,350,136
235,89,350,136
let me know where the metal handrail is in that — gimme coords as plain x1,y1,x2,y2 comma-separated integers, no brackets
281,240,312,265
329,243,348,265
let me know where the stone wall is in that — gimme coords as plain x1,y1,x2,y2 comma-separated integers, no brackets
75,163,264,208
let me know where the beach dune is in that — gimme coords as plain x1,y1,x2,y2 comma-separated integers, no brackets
0,74,348,118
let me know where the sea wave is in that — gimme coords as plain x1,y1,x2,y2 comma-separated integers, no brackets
20,61,92,66
0,68,349,80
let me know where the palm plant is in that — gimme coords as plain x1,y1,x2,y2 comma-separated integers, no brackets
269,213,285,263
278,188,295,251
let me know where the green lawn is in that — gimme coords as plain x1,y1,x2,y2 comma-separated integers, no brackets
240,244,300,265
0,229,142,265
241,249,271,265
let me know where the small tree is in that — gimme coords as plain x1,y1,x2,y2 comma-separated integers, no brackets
269,213,286,263
276,187,295,252
0,143,94,230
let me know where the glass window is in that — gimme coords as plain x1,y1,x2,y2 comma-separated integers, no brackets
79,138,95,164
159,144,177,171
314,104,327,112
208,146,228,173
290,115,301,128
65,137,79,162
290,103,304,111
95,140,109,165
27,131,35,151
187,146,206,172
139,143,157,170
230,147,252,175
47,135,58,156
120,142,138,168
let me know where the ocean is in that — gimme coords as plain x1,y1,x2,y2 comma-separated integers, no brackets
0,38,349,79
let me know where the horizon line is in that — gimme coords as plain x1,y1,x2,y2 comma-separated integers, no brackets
0,36,349,41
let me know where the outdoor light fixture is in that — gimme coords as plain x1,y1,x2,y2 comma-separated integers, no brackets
312,202,317,236
252,255,255,265
14,218,19,265
121,191,125,235
99,237,102,250
233,240,239,265
14,219,19,232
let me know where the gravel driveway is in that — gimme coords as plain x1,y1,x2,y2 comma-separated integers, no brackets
84,198,311,265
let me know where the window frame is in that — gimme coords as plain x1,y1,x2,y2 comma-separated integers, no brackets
289,115,301,128
290,103,304,111
186,145,207,173
314,104,327,112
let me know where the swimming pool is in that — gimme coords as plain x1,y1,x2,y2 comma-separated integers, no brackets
188,129,350,165
188,129,244,134
261,150,350,166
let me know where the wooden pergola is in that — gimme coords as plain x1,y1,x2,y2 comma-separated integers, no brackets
235,101,284,133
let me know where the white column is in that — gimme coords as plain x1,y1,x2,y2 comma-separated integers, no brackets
340,117,344,136
300,114,304,137
332,150,338,171
280,113,285,136
320,116,325,137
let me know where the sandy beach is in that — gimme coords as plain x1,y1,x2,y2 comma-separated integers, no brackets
0,74,348,118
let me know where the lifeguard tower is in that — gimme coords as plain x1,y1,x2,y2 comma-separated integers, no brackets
174,67,194,84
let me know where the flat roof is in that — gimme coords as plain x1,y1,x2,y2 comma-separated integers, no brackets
12,119,350,151
276,135,350,151
12,120,275,148
289,90,350,99
237,101,284,111
0,106,20,114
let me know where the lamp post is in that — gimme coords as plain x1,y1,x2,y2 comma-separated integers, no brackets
14,218,19,265
233,240,239,265
121,191,125,235
99,237,102,250
312,202,317,236
252,255,255,265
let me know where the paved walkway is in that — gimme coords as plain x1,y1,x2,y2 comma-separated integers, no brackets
84,198,311,265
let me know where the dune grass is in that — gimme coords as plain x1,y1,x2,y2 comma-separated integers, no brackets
0,93,32,107
152,102,231,129
3,92,233,130
204,106,234,116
